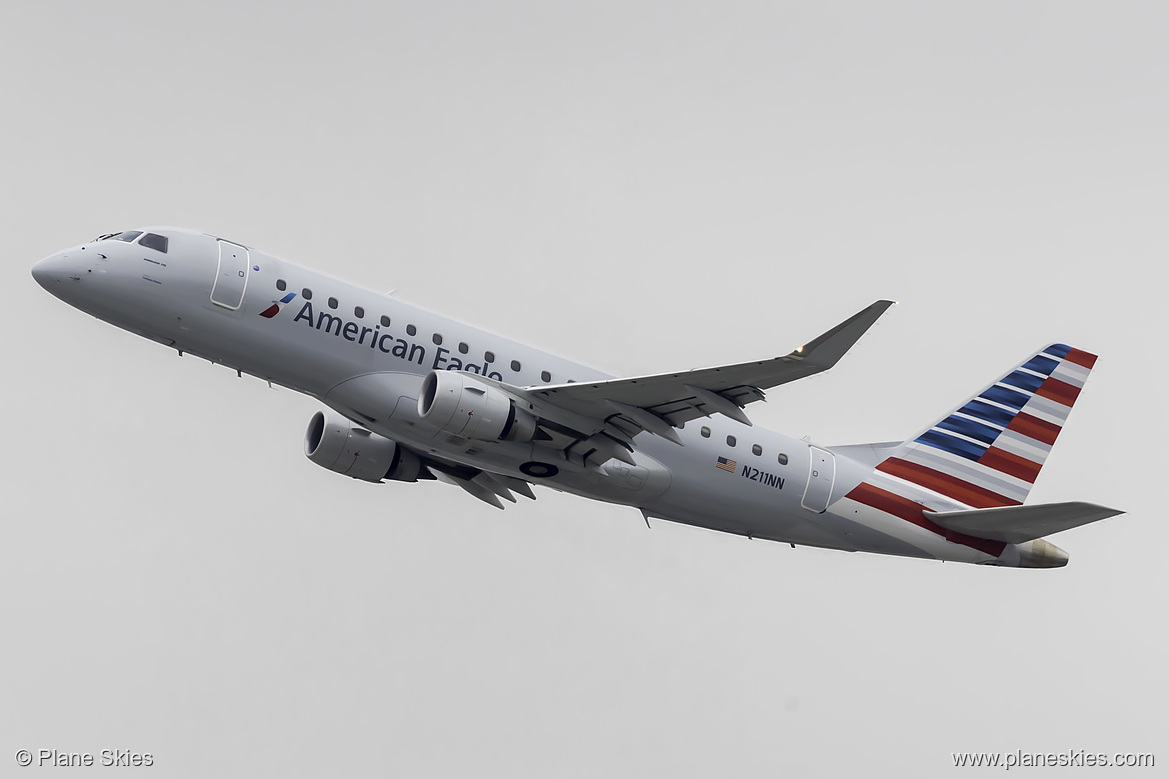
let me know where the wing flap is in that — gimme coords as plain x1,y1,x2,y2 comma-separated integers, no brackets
928,501,1124,544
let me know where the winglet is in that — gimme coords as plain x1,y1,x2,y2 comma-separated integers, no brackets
793,300,895,369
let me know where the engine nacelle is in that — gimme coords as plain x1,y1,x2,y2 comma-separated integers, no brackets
304,410,423,482
417,371,536,442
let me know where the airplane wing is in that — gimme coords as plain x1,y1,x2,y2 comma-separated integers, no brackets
411,450,539,510
328,300,894,493
527,300,894,436
429,466,537,509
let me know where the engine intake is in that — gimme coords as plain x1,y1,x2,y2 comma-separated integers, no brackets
304,410,423,482
417,371,535,442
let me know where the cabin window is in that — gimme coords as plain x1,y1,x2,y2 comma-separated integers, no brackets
276,279,287,291
140,233,168,253
727,435,737,447
328,297,338,310
433,333,443,345
778,453,789,465
752,444,763,456
458,342,469,354
354,306,364,319
302,288,313,300
510,360,521,372
485,351,495,363
406,324,417,336
380,315,390,327
541,370,551,383
700,426,710,438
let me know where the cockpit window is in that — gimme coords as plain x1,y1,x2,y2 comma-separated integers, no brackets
139,232,168,253
99,231,143,243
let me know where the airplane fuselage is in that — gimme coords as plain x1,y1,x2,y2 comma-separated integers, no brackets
32,227,1083,568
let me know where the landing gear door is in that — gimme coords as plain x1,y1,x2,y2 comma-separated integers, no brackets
801,446,836,514
211,240,250,310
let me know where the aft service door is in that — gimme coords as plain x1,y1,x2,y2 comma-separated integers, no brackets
211,240,250,310
801,446,836,514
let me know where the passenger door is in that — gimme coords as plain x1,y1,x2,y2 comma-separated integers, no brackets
210,240,250,310
801,446,836,514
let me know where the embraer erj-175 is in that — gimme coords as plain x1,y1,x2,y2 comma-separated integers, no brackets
32,227,1123,568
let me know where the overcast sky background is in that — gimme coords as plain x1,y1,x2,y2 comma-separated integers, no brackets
2,1,1165,776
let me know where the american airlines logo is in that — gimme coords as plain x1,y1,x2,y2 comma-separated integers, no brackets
259,292,297,318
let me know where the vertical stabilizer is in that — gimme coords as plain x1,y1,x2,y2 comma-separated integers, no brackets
877,344,1098,508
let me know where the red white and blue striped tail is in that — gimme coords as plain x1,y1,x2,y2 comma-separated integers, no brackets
877,344,1098,508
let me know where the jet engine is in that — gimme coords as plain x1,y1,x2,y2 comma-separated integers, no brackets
304,410,424,482
417,371,536,442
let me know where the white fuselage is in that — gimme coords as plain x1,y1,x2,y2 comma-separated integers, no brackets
32,227,1050,567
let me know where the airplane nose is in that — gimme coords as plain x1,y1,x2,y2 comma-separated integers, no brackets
32,257,56,289
32,253,72,291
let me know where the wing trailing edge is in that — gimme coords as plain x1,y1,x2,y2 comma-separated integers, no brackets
428,465,538,509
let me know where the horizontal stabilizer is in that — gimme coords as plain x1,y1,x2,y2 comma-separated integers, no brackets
928,501,1123,544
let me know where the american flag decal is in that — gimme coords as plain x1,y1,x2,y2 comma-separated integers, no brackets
716,456,737,473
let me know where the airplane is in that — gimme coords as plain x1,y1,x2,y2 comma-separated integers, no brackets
31,226,1123,568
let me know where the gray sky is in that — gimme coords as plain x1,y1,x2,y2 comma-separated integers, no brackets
3,1,1165,776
